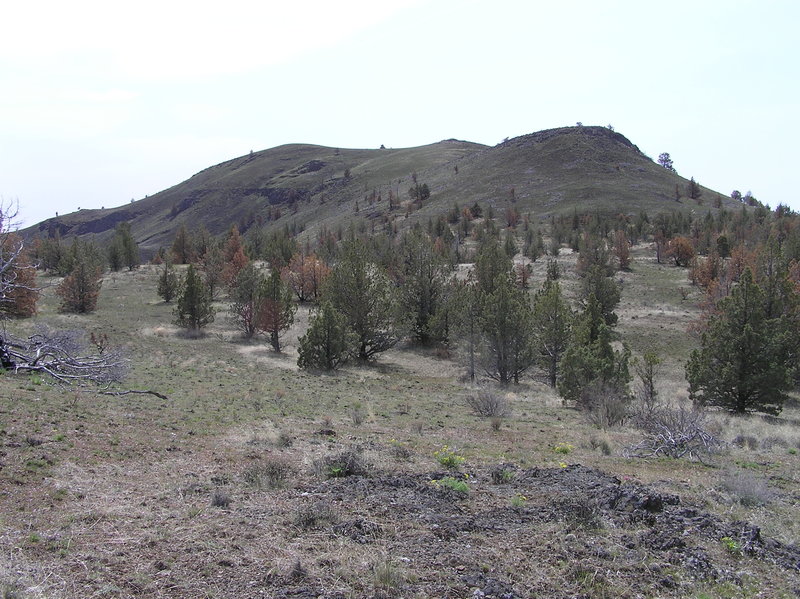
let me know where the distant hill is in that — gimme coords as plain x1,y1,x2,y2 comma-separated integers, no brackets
25,126,736,256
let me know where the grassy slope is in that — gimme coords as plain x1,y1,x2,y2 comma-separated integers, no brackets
0,247,798,598
26,126,736,257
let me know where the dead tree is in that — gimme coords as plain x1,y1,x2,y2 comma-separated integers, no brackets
3,327,127,384
0,202,128,386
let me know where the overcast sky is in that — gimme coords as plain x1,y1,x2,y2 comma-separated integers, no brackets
2,0,798,228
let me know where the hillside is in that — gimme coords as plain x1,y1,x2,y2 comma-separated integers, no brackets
1,245,798,598
26,126,734,255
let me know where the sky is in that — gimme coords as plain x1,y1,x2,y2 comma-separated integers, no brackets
2,0,799,228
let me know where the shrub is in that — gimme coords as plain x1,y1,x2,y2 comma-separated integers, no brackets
465,388,510,418
349,402,365,426
294,501,338,530
719,471,771,507
511,493,527,508
589,435,613,456
434,476,469,495
434,445,465,470
732,434,759,450
580,381,630,428
625,406,722,462
211,490,230,508
552,442,574,455
760,435,789,450
373,558,406,592
313,448,369,479
561,493,602,530
388,439,412,461
490,464,515,484
274,430,293,448
242,458,295,490
721,536,743,556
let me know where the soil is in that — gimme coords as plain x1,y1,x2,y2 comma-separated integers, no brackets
4,442,797,598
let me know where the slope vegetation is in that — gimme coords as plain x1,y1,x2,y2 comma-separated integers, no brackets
28,126,731,255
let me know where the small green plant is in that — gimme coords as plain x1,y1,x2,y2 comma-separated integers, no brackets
721,536,742,556
490,465,514,484
27,532,41,544
25,458,49,472
788,448,797,455
552,442,574,455
29,374,43,386
434,445,465,470
373,558,406,591
434,476,469,495
511,493,527,508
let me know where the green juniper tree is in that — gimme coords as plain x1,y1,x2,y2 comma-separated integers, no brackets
323,240,404,361
157,259,179,303
297,301,355,370
473,238,512,296
531,279,573,387
479,273,535,384
174,264,215,335
686,268,797,415
56,239,105,313
399,229,451,345
558,294,631,407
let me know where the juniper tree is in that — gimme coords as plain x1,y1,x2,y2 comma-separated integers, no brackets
57,248,104,314
657,152,675,172
171,224,195,264
157,259,179,303
558,294,631,406
399,229,451,345
581,265,621,327
479,274,536,384
323,240,404,361
228,263,263,338
297,301,355,370
531,279,573,387
109,222,139,271
686,268,797,415
450,278,483,382
256,269,296,352
0,231,38,317
174,264,215,335
473,238,512,296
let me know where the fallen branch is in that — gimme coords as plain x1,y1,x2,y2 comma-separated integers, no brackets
624,405,723,463
3,326,127,384
99,389,169,400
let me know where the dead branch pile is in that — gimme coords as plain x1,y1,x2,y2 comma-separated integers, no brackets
624,405,723,462
3,326,127,384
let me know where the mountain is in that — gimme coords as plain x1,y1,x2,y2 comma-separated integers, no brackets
26,126,734,256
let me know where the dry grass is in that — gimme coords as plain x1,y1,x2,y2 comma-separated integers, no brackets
0,260,798,597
